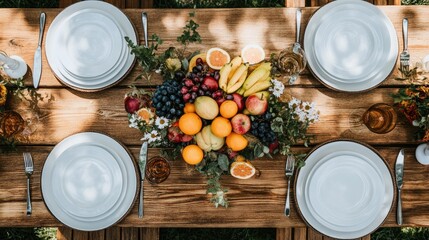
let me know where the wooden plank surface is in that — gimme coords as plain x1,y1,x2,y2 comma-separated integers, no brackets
0,6,428,230
0,7,427,88
0,146,424,227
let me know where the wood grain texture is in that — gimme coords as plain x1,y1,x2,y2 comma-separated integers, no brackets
57,227,72,240
277,228,292,240
140,227,160,240
8,87,417,146
0,146,423,227
0,5,426,232
105,226,121,240
0,7,426,88
294,227,307,240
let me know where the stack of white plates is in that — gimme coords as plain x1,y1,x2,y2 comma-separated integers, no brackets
46,1,137,91
295,140,394,239
304,0,398,92
41,132,137,231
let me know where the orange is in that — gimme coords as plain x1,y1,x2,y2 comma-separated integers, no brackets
184,103,196,113
220,100,238,118
182,144,204,165
241,44,265,65
206,47,231,70
226,132,248,151
211,116,232,137
179,113,202,135
230,160,256,179
137,107,154,124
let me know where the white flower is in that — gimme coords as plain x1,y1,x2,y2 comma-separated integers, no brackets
141,130,161,143
155,69,162,74
155,117,169,129
128,114,140,129
288,97,301,109
269,78,285,98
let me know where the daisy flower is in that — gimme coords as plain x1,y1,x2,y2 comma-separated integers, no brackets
269,78,285,98
128,114,140,129
155,117,169,129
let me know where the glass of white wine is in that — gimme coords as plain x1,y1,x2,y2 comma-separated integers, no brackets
277,9,307,84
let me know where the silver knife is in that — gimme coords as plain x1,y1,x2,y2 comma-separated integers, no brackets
138,141,148,218
142,12,148,48
33,12,46,89
395,148,405,225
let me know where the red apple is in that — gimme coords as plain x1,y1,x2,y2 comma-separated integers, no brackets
168,121,192,143
124,96,141,113
245,92,268,115
231,113,251,134
232,93,245,112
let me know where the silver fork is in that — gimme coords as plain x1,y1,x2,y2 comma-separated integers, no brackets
23,152,33,216
400,18,410,72
284,155,295,216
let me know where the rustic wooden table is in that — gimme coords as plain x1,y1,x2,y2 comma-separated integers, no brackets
1,5,429,239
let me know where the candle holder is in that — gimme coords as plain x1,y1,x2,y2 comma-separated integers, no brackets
0,51,27,79
416,143,429,165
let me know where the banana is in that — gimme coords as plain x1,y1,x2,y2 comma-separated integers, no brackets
256,62,272,71
195,132,211,152
227,63,248,89
227,69,248,93
242,68,268,90
218,63,233,91
236,87,245,95
243,79,272,97
228,56,243,79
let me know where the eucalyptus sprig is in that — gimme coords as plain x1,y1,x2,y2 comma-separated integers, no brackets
126,34,163,82
176,12,202,58
196,152,230,208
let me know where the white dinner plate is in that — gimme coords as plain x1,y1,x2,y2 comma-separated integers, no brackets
304,0,398,92
295,140,394,239
41,132,137,231
57,9,123,78
46,1,137,91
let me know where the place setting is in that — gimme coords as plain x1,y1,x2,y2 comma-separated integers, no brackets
303,0,398,92
45,0,137,91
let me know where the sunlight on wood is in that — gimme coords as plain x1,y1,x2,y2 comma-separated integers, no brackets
161,14,187,32
235,17,269,49
207,15,235,48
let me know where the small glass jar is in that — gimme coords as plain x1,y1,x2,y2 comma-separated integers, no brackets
145,156,171,184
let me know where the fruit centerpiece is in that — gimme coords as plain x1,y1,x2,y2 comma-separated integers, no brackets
124,13,319,207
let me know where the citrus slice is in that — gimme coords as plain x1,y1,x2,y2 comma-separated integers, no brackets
0,85,7,106
230,160,256,179
206,47,231,70
241,44,265,65
137,107,155,124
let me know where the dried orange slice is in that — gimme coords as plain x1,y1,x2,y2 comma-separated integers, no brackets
137,107,155,124
230,160,256,179
241,44,265,65
0,85,7,106
206,47,231,70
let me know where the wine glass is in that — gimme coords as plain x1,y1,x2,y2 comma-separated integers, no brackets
0,51,27,79
349,103,397,134
276,9,307,84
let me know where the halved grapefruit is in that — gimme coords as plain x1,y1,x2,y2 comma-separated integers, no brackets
206,47,231,70
241,44,265,65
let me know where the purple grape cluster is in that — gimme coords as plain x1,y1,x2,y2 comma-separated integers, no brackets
180,58,221,103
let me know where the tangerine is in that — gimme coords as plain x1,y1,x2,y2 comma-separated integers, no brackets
211,116,232,137
182,144,204,165
226,132,248,151
230,160,256,179
184,102,196,113
206,47,231,70
241,44,265,65
220,100,238,118
179,113,202,135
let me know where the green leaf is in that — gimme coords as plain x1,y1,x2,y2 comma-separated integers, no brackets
217,154,229,171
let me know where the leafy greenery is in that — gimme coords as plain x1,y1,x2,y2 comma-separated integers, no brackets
160,228,275,240
372,227,429,240
0,228,56,240
155,0,284,8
